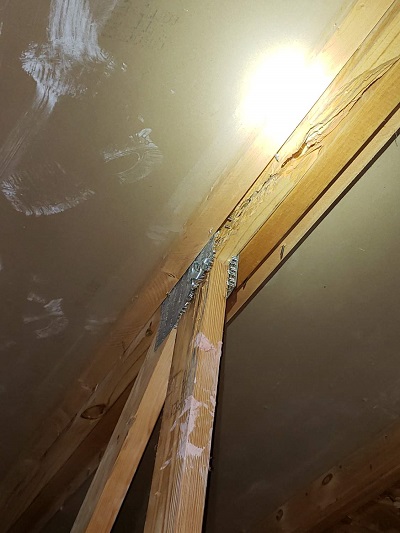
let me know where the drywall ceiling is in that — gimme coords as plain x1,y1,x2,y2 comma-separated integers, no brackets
0,0,354,482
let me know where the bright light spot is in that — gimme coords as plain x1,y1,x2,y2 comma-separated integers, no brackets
239,45,331,146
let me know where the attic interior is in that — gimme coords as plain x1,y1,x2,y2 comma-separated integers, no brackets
0,0,399,532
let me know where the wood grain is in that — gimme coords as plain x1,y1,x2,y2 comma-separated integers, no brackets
226,108,400,322
216,2,400,264
253,423,400,533
72,330,176,533
145,260,228,533
329,481,400,532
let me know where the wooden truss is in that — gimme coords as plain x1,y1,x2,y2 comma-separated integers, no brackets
1,1,399,531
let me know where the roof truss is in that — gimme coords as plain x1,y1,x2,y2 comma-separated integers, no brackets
1,1,399,531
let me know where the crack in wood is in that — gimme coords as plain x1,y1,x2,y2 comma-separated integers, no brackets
215,56,399,254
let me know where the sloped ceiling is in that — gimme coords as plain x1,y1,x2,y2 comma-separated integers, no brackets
0,0,354,483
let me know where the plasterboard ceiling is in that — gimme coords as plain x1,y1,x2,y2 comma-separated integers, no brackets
0,0,353,480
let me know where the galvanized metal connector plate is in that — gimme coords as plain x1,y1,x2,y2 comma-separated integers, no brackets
226,255,239,298
156,236,216,348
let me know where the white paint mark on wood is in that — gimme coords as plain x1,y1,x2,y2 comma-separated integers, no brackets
185,442,204,458
160,458,171,471
178,395,205,459
194,332,214,352
194,332,223,359
104,128,163,183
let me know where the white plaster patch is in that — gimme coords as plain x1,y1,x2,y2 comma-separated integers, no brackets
24,294,68,339
146,224,171,245
27,292,47,305
103,128,163,184
0,0,117,215
21,0,118,109
147,220,182,246
1,163,95,216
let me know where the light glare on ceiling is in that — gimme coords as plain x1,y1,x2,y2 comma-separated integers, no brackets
240,45,330,146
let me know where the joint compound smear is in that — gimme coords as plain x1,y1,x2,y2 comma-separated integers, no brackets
24,292,68,339
103,128,163,183
2,162,95,216
0,0,118,215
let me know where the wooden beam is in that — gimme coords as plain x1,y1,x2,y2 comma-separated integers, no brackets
216,2,400,264
145,259,228,533
253,422,400,533
330,481,400,532
227,108,400,321
2,1,397,529
71,330,176,533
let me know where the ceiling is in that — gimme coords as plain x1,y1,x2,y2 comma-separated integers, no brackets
7,1,400,532
0,0,355,481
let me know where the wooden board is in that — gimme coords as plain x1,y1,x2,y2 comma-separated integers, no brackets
227,108,400,321
71,330,176,533
253,423,400,532
216,2,400,265
145,260,228,533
